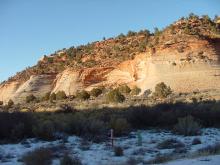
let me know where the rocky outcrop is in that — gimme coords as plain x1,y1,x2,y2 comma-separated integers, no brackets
52,67,114,95
0,36,220,104
102,37,220,93
0,81,20,103
135,38,220,93
0,75,55,103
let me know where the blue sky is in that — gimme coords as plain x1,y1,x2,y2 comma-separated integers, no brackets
0,0,219,82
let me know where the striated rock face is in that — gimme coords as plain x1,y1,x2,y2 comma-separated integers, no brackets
0,36,220,103
0,75,55,103
136,57,220,93
52,67,114,95
52,69,83,96
134,38,220,93
0,81,20,103
102,37,220,93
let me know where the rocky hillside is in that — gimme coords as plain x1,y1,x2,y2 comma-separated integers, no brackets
1,14,220,103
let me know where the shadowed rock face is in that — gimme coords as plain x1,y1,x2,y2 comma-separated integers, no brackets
1,36,220,104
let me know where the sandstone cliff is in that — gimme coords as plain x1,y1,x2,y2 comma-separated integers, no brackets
1,15,220,103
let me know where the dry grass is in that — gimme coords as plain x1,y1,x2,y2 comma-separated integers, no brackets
146,154,174,164
22,147,53,165
157,139,185,149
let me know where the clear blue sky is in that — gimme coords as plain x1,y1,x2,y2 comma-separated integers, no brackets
0,0,219,82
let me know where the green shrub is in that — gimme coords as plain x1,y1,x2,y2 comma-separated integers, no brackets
117,85,131,94
90,88,102,97
22,147,52,165
153,82,172,98
56,91,67,100
192,138,201,145
199,143,220,155
33,120,55,140
147,154,173,164
117,33,126,39
76,90,90,100
138,41,147,52
8,99,14,108
26,94,37,103
79,139,91,151
0,101,3,105
0,113,34,141
125,157,139,165
1,100,220,143
87,119,106,136
127,31,137,37
110,118,130,136
157,138,185,149
130,86,141,95
68,113,87,135
41,92,50,101
56,104,74,113
11,122,25,140
188,12,198,19
191,97,197,104
138,29,150,37
50,93,56,101
114,146,123,156
143,89,152,97
47,57,53,63
60,154,82,165
154,27,162,36
67,114,106,141
174,116,201,136
106,89,125,103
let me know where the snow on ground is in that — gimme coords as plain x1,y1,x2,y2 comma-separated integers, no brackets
164,155,220,165
0,128,220,165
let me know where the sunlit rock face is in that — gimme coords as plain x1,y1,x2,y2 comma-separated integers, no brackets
0,36,220,103
0,75,54,104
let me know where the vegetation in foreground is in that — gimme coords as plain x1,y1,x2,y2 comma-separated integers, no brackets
22,147,53,165
0,100,219,143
